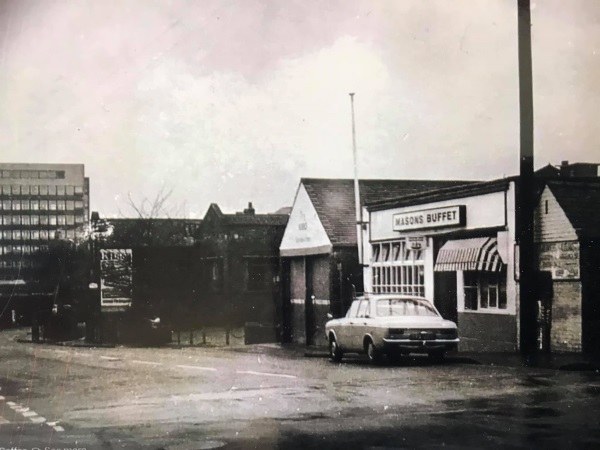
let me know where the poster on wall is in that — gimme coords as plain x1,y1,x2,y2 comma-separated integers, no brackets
100,248,133,311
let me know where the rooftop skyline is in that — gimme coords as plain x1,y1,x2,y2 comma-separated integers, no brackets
1,0,599,217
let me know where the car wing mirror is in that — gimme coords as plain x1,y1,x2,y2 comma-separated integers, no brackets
326,313,333,320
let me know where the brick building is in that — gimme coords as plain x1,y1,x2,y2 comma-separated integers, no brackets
279,178,475,347
365,168,600,354
534,179,600,353
0,163,89,326
195,202,289,337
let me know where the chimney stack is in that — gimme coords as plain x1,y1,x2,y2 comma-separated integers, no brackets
244,202,255,216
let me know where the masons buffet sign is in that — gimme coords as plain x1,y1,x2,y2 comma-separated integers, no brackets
393,205,466,231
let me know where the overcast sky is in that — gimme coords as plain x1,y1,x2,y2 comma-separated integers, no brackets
0,0,599,218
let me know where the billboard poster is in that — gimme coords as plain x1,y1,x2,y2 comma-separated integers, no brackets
100,249,133,311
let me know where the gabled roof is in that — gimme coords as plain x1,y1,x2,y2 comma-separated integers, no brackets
546,179,600,239
301,178,478,245
367,177,514,211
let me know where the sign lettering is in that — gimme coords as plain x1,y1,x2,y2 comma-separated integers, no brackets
393,205,465,231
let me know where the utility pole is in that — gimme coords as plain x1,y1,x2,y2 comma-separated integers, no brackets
517,0,538,362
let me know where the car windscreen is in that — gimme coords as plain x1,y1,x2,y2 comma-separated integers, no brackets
376,299,439,317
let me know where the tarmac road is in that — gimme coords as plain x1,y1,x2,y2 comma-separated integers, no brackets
0,328,599,449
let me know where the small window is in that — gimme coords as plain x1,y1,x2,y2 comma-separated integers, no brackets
49,216,57,226
246,259,273,292
356,300,369,318
21,215,30,225
40,216,48,225
66,215,75,225
30,215,39,225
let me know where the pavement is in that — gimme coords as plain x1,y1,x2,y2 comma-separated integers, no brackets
12,327,600,372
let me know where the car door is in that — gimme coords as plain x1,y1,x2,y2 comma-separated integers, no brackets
350,299,369,351
336,300,359,350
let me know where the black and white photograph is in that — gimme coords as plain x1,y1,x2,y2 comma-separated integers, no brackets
0,1,599,448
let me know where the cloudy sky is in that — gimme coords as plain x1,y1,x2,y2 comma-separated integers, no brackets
0,0,599,218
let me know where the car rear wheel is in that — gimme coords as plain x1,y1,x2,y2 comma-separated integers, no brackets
366,340,383,364
329,337,343,362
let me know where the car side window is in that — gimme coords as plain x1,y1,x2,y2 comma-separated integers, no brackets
356,300,369,318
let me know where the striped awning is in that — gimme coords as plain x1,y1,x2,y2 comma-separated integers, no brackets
434,237,504,272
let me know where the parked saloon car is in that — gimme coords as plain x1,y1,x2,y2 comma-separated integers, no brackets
325,295,459,363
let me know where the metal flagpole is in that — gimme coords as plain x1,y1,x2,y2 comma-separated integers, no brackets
350,93,362,265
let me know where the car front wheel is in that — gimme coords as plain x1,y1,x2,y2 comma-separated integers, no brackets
329,337,343,362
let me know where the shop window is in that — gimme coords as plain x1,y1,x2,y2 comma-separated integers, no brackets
463,271,507,311
246,258,273,292
371,240,425,296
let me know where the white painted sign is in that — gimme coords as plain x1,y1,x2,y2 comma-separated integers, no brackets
406,236,427,250
393,205,465,231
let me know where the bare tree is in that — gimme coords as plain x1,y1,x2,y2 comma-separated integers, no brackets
115,185,195,247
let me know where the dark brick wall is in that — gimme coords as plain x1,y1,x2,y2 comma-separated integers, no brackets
457,312,517,352
550,281,582,352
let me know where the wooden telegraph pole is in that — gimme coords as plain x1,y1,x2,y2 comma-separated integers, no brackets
517,0,538,362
